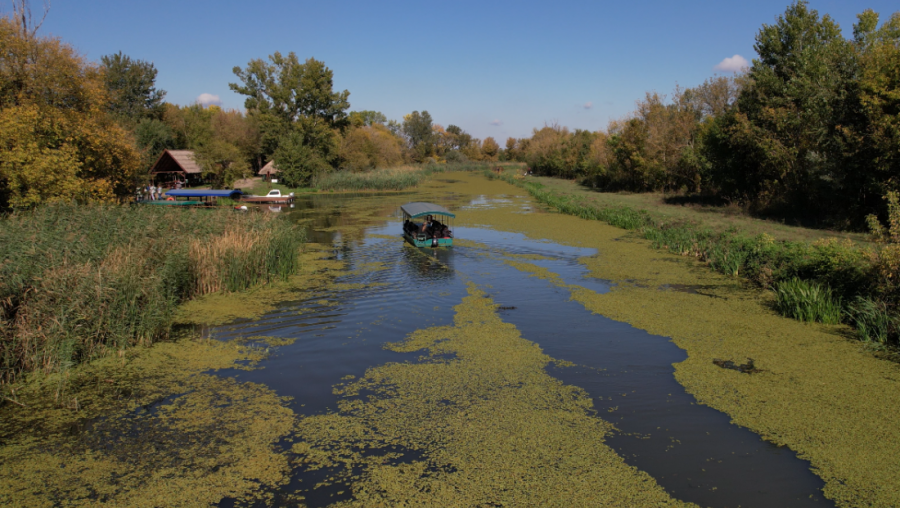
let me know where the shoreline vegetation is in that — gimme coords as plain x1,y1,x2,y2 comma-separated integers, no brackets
0,204,304,386
485,169,900,351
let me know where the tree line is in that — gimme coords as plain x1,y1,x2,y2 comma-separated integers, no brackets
0,11,503,208
508,1,900,228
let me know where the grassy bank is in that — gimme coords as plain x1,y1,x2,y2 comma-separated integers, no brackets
486,171,898,348
314,161,499,191
0,204,304,384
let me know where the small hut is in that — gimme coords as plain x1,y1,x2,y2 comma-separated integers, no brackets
149,150,203,188
258,160,280,182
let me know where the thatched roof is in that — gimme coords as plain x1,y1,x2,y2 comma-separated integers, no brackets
150,150,202,175
258,160,279,175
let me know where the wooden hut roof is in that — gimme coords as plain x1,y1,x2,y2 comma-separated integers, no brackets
150,150,202,175
258,160,279,175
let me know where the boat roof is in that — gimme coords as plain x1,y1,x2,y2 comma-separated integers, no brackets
400,202,455,219
164,189,243,198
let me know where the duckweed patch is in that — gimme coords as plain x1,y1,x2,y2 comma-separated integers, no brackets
290,283,692,507
0,336,295,507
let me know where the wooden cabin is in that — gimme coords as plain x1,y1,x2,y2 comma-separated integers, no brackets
258,160,280,182
149,150,203,188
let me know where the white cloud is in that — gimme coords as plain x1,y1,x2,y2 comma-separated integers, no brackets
197,93,222,107
714,55,749,73
583,101,593,110
490,119,502,126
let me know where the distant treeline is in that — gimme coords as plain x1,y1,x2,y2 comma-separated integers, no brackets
506,2,900,228
0,11,503,208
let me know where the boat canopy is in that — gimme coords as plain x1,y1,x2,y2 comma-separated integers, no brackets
401,202,455,219
164,189,243,199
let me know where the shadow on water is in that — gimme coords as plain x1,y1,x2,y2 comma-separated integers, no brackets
214,191,833,507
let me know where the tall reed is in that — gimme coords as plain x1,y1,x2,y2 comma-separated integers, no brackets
0,204,304,384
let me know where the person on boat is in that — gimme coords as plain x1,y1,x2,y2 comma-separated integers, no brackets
421,215,433,235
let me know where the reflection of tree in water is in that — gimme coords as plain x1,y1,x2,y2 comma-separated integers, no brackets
400,244,455,282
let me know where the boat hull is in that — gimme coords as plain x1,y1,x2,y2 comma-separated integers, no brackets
241,196,295,204
403,232,453,248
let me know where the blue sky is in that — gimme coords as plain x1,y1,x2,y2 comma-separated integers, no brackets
33,0,898,140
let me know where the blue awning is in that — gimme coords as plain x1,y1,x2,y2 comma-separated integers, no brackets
164,189,243,198
400,202,455,219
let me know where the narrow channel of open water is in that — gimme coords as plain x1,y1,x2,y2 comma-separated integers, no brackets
213,196,832,507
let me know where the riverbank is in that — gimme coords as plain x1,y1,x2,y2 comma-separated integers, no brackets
242,161,513,195
487,170,898,348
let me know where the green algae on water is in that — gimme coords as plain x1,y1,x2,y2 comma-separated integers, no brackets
291,283,693,507
0,337,295,507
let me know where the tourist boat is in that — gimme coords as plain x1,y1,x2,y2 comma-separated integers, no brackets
240,189,295,204
401,202,454,248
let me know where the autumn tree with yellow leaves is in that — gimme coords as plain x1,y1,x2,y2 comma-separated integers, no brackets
0,16,141,208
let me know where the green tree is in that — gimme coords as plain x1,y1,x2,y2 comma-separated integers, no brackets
709,1,852,213
402,110,435,161
273,131,330,187
349,110,387,127
100,51,166,124
230,53,349,165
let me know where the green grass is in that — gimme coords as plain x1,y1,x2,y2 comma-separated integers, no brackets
0,204,305,384
774,278,843,324
532,176,870,245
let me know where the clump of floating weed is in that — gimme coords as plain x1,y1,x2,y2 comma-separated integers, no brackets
773,278,842,324
0,204,304,384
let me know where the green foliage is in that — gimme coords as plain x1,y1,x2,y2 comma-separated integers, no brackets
0,204,304,383
100,51,166,124
349,110,387,127
230,52,349,165
774,278,843,324
274,131,330,187
402,111,435,161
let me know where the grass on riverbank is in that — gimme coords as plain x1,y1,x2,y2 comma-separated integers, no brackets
486,170,898,347
241,162,502,194
0,204,304,384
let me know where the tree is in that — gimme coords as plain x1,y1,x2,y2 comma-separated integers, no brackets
482,137,500,161
0,16,141,207
230,53,349,164
100,51,166,124
193,138,249,187
402,110,435,161
710,1,852,212
505,137,518,161
340,124,405,171
273,131,330,187
349,110,387,127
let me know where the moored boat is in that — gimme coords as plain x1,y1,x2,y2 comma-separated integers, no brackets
241,189,295,204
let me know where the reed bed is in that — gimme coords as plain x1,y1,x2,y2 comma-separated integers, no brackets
486,170,899,344
0,204,304,384
315,162,493,191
